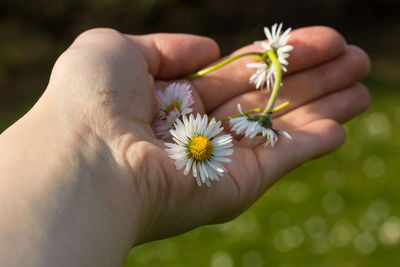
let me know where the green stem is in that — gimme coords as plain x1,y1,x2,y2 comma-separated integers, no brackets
185,52,263,80
264,50,282,114
270,101,290,113
216,108,264,121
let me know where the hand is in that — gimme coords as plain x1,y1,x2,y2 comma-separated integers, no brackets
121,26,370,241
0,27,370,266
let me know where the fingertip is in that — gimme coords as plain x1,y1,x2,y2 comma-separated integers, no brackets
295,26,347,52
300,119,347,157
347,45,372,79
287,26,347,73
285,119,346,170
201,36,221,61
352,83,371,114
311,119,346,155
256,119,346,179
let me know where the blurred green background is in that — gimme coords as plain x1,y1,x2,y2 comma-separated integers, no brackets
1,0,399,266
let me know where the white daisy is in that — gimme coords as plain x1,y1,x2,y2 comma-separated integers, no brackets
248,23,293,90
154,82,194,139
165,114,233,187
229,104,292,147
262,23,292,53
247,61,275,91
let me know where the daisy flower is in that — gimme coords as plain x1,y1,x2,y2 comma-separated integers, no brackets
247,61,275,91
247,23,293,90
229,104,292,147
165,114,233,187
154,82,194,139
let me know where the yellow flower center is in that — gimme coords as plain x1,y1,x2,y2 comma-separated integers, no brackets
165,103,181,115
188,136,213,161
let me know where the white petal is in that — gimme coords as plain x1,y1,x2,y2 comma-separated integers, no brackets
200,114,208,133
253,40,265,46
184,159,193,175
201,163,210,179
195,176,202,186
276,23,283,39
176,157,187,170
279,45,293,52
192,161,198,178
279,130,293,140
213,134,233,145
264,26,273,43
213,148,234,157
199,163,206,183
271,23,278,40
207,160,225,173
213,156,232,163
237,104,245,115
246,62,266,68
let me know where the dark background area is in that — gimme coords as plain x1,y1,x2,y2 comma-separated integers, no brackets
0,0,399,128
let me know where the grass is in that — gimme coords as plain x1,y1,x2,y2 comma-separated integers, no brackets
124,73,400,267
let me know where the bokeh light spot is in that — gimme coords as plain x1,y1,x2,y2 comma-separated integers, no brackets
210,251,234,267
353,232,377,254
378,216,400,246
363,112,392,141
323,169,346,190
322,191,344,214
329,220,358,247
242,251,264,267
363,156,386,179
305,216,328,238
274,225,305,252
285,181,310,203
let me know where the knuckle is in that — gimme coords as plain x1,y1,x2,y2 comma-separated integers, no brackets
50,50,77,81
80,27,121,38
73,28,123,46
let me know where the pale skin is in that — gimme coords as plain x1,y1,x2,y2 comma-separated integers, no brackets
0,26,370,266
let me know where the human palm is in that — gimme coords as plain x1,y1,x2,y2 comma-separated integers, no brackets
49,27,370,245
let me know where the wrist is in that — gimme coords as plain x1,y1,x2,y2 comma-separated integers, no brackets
0,98,140,266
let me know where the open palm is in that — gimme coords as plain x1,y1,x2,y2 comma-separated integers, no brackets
49,26,370,245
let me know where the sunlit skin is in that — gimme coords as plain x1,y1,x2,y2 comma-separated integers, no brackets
0,26,370,266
